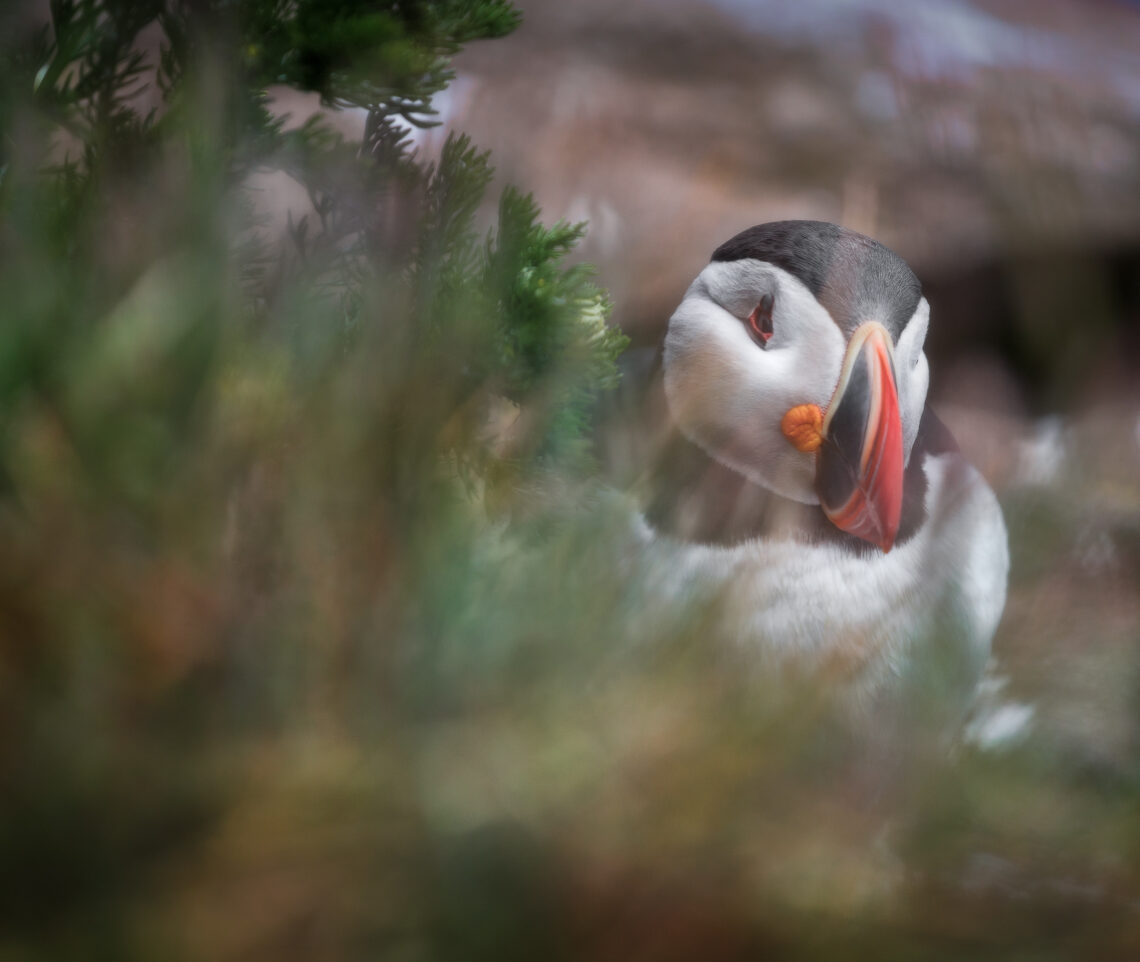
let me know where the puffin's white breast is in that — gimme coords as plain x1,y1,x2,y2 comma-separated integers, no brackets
636,450,1009,726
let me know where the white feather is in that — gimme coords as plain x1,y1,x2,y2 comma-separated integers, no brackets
634,453,1008,731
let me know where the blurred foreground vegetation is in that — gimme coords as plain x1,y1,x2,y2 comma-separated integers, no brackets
1,2,1139,960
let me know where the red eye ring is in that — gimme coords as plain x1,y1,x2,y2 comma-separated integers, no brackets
748,294,774,345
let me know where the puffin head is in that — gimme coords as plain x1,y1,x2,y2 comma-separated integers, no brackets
663,221,931,552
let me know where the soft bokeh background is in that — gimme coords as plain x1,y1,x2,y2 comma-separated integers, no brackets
451,0,1140,823
2,1,1139,960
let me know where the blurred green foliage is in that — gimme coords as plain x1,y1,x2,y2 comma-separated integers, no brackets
0,1,633,957
1,3,1139,961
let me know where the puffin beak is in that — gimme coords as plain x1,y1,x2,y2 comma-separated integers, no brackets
815,321,904,552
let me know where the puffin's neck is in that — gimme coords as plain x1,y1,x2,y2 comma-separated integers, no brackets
642,429,819,546
645,407,952,552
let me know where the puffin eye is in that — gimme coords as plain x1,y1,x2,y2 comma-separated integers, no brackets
748,293,774,345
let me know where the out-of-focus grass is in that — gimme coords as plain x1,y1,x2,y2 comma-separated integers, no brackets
2,3,1140,961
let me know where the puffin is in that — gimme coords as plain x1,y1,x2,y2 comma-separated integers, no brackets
635,220,1009,751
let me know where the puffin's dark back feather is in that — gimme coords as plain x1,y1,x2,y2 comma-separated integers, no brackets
712,221,922,341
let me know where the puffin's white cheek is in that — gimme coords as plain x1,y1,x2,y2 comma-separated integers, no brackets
664,337,745,442
758,448,819,505
676,345,819,499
